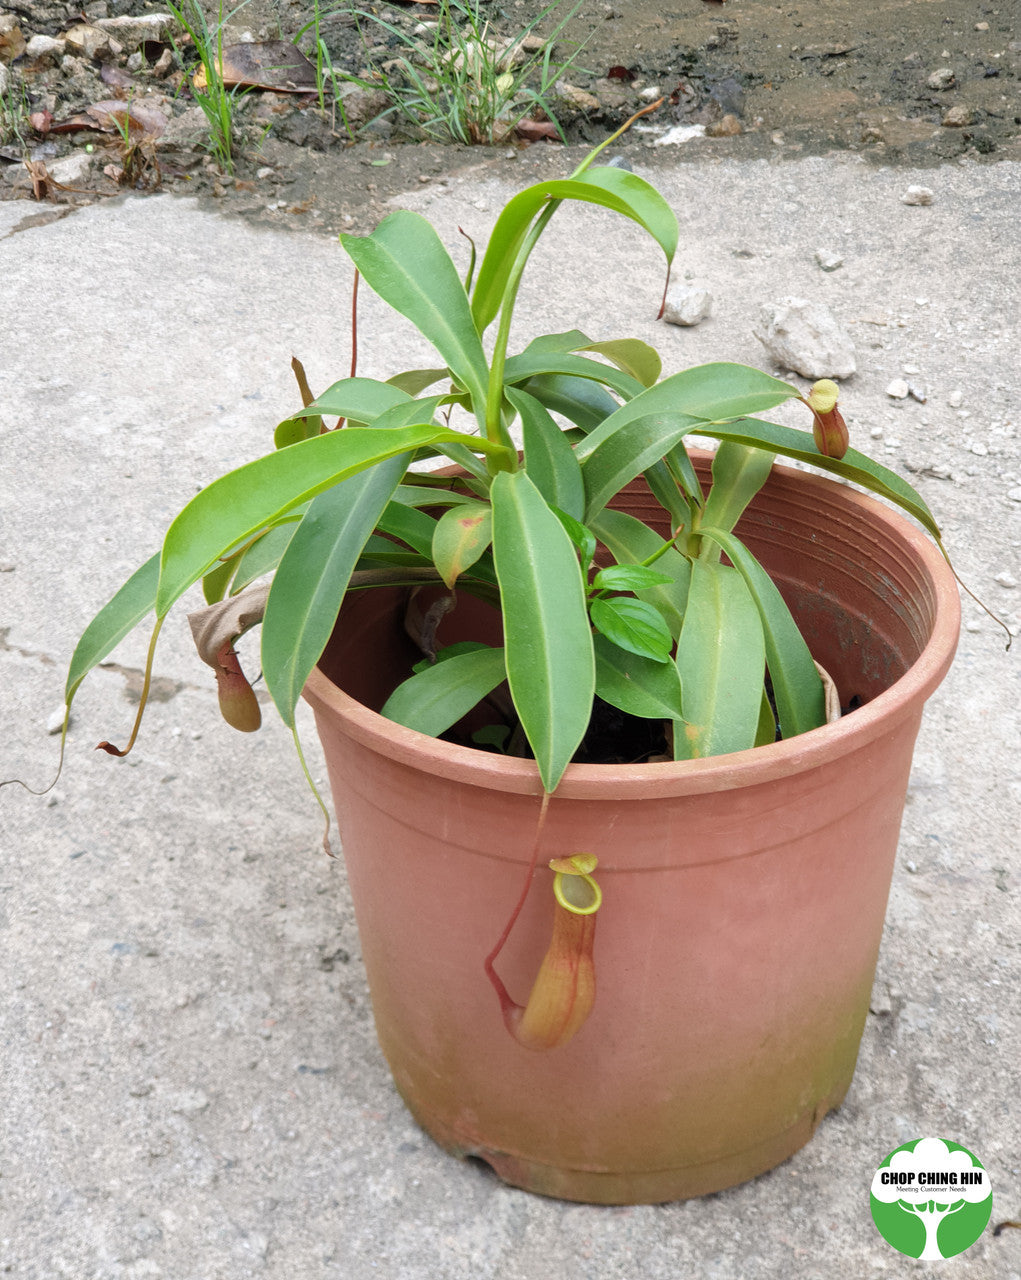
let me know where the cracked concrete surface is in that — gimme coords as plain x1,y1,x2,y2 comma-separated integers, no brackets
1,156,1020,1279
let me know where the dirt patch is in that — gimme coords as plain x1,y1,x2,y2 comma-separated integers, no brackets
2,0,1019,234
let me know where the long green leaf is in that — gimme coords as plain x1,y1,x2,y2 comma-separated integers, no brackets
508,386,585,521
578,339,661,388
156,420,500,616
471,168,678,332
292,376,412,422
701,441,776,538
700,527,826,739
341,211,489,406
491,469,595,792
376,501,441,557
504,350,644,401
575,363,799,460
261,457,409,726
232,521,299,593
65,553,159,703
697,417,942,540
593,633,684,721
520,330,661,386
391,484,473,509
673,559,765,760
520,373,620,433
380,645,508,738
588,508,691,638
582,413,698,521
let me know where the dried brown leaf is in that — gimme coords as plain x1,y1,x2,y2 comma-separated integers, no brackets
192,41,317,93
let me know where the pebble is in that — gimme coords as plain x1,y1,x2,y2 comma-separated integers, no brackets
46,706,68,735
554,82,600,113
1007,487,1021,502
654,124,706,146
994,572,1017,589
948,388,964,408
901,185,934,206
814,249,844,272
870,426,884,439
94,13,177,48
640,85,662,101
47,151,93,185
169,1088,211,1116
256,166,274,179
886,379,910,399
942,105,973,128
25,34,66,62
705,114,742,138
753,297,856,380
63,23,116,60
908,383,927,404
969,441,988,455
663,281,713,327
927,67,956,90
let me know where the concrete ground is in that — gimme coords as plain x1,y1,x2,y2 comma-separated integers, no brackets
1,150,1019,1279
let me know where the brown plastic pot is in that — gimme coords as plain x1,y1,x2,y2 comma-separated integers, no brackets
303,457,960,1204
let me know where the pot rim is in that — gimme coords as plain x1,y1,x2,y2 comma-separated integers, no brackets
304,466,961,801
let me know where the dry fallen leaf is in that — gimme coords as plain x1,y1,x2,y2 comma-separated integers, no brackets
87,99,168,138
515,118,560,142
191,41,317,93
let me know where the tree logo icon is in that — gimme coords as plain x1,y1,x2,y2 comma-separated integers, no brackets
870,1138,992,1259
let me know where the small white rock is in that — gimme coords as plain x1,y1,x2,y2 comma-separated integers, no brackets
886,379,910,399
814,249,844,272
901,185,934,206
47,706,69,735
908,383,927,404
902,364,920,375
870,426,884,439
994,571,1018,588
1007,486,1021,502
170,1088,211,1116
47,151,93,186
25,34,66,61
970,441,988,456
926,67,955,90
654,124,706,146
663,281,713,327
640,85,662,101
753,297,856,380
948,388,964,408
